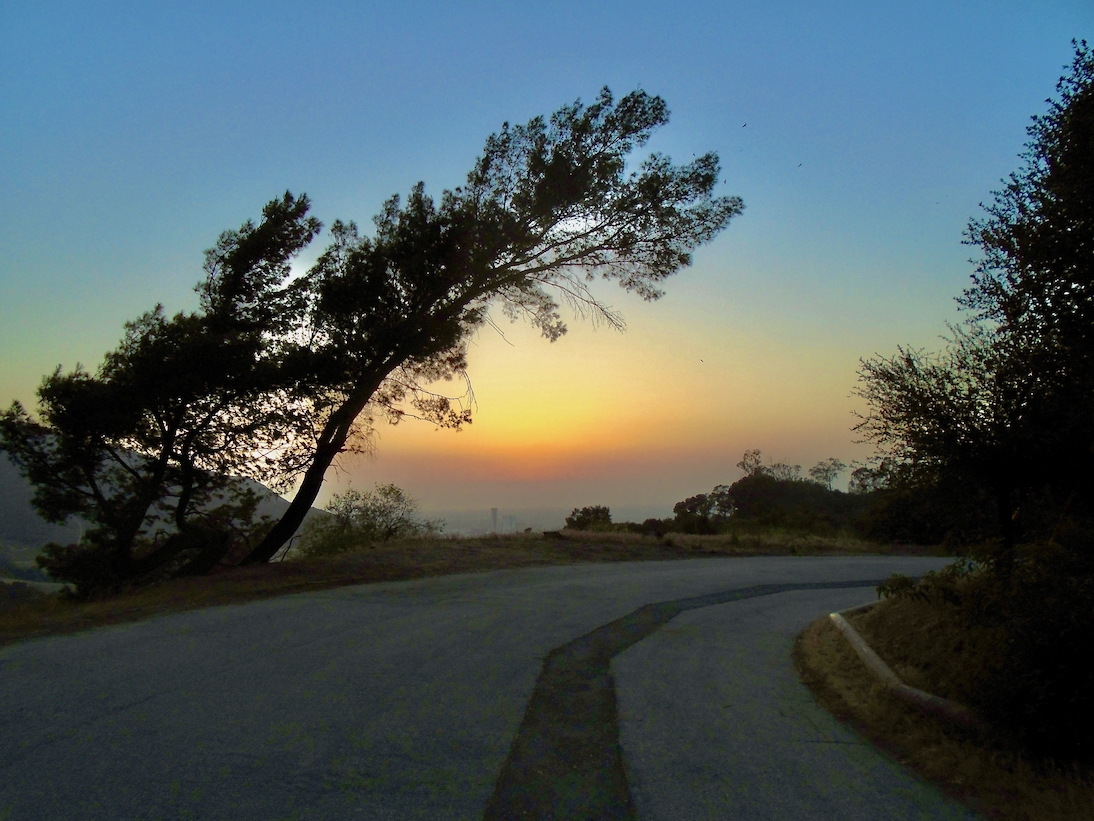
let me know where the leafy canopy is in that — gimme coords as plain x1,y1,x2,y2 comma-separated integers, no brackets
855,41,1094,562
1,88,745,586
0,194,323,591
242,87,744,563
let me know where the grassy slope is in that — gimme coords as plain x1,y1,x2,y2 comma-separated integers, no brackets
795,600,1094,821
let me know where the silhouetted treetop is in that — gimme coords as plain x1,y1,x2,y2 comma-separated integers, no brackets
198,191,322,334
462,89,738,314
0,88,746,581
856,41,1094,569
962,41,1094,339
241,87,744,563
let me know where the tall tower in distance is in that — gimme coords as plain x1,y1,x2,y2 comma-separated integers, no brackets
491,508,498,533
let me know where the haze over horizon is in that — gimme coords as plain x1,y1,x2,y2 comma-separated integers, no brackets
2,1,1091,519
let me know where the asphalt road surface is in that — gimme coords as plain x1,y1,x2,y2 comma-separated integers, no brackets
0,556,980,820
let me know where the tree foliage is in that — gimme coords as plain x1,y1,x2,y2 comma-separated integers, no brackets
734,448,804,482
240,87,743,563
735,449,765,477
847,459,894,495
855,41,1094,566
666,486,734,534
857,45,1094,752
0,194,321,592
565,505,613,531
735,449,847,486
717,474,869,534
807,457,847,491
1,89,743,584
658,452,862,536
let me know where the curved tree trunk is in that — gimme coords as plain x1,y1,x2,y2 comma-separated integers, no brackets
239,435,344,564
239,377,384,565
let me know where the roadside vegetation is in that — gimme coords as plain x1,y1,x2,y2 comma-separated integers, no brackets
795,609,1094,821
1,448,942,645
796,40,1094,815
561,447,960,546
292,483,443,559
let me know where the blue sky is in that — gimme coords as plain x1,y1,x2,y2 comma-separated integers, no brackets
2,1,1091,519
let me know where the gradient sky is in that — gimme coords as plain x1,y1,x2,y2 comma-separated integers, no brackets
2,1,1092,522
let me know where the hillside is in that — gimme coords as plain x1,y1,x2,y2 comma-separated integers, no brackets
0,455,82,554
0,454,323,561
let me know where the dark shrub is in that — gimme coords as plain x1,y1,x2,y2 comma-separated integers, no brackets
966,547,1094,756
723,474,871,534
565,506,612,531
859,475,997,546
36,538,120,597
624,518,670,536
880,548,1094,757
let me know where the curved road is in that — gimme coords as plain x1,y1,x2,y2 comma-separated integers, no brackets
0,556,979,820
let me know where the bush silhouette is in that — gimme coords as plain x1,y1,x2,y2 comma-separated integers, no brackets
565,506,613,531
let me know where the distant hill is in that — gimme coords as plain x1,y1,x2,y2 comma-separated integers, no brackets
0,454,82,554
0,453,323,561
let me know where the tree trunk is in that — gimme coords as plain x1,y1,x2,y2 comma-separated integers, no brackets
239,436,343,564
239,378,384,565
994,485,1018,580
175,528,233,576
104,428,179,579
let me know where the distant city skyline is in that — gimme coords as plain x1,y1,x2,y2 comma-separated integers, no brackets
2,2,1091,515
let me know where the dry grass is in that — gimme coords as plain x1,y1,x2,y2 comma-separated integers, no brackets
551,526,943,556
846,594,1008,704
795,602,1094,820
0,529,919,647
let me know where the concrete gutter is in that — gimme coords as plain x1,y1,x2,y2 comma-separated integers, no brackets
830,603,985,732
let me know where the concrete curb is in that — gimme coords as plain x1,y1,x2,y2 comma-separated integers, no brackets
829,603,985,732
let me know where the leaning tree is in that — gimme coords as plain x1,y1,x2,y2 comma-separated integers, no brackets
240,88,744,563
2,88,743,582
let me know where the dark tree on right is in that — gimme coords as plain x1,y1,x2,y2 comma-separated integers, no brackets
855,41,1094,571
857,44,1094,753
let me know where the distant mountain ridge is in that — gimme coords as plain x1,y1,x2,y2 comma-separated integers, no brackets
0,454,82,553
0,454,322,559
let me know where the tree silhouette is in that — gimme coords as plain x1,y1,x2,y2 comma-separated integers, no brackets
734,449,802,482
808,457,847,490
2,89,744,580
565,505,613,530
0,194,322,590
241,88,743,563
736,449,764,477
855,42,1094,568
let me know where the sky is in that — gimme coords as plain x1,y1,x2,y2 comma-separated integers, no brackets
2,1,1092,528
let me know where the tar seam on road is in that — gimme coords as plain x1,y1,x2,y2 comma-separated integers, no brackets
481,579,884,821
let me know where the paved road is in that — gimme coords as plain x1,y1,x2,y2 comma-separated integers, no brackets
0,556,980,820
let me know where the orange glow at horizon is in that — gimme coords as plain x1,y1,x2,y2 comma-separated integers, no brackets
331,291,879,509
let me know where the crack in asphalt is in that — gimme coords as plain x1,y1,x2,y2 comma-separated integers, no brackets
482,580,883,821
